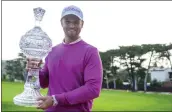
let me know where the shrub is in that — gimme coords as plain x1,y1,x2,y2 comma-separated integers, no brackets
150,79,162,88
116,78,123,89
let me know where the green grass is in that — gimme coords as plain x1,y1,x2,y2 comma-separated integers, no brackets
2,81,172,111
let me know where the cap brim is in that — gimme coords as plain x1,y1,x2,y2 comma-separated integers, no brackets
61,12,83,20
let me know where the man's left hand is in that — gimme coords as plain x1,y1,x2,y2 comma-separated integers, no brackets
36,96,53,110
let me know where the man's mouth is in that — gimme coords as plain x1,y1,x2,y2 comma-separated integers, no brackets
68,30,76,33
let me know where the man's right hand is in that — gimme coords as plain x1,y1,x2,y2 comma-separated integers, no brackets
26,58,42,71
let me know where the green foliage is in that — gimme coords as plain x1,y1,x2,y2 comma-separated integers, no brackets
150,79,162,88
116,78,123,89
4,53,27,82
99,43,172,91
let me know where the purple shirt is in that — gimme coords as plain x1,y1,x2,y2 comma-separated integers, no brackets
39,40,103,112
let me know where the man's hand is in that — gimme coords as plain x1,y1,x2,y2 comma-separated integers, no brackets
26,58,42,71
36,96,54,110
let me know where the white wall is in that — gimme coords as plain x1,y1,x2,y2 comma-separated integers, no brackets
151,70,170,82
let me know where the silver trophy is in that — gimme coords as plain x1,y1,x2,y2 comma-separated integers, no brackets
13,7,52,107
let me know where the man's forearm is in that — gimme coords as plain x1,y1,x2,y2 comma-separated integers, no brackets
54,79,102,105
38,56,49,89
39,69,49,89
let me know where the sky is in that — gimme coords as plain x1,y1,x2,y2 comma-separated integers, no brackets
2,1,172,61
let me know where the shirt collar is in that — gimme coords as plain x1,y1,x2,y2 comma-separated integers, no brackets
63,37,82,45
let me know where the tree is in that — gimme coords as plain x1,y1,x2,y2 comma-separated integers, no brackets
142,44,157,92
5,59,24,81
100,52,111,89
106,65,120,89
118,45,146,91
99,43,171,92
156,44,172,70
5,60,15,81
106,50,121,88
5,53,27,82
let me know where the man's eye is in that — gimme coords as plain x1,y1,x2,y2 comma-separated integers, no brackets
65,21,70,24
74,21,79,24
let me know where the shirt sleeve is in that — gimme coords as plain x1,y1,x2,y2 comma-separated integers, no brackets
39,56,49,89
54,47,103,105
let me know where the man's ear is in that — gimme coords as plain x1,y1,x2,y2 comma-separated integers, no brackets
81,20,84,28
60,19,63,27
60,20,62,27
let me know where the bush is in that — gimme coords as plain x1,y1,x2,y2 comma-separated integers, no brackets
147,80,172,92
109,81,114,89
138,81,144,90
150,79,162,88
116,79,123,89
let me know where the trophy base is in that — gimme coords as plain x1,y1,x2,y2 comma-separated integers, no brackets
13,86,42,107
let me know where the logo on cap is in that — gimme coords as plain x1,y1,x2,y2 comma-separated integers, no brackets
61,5,83,20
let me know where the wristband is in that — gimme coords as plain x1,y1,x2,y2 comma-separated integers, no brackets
52,95,58,106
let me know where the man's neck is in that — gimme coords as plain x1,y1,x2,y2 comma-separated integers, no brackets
64,36,80,44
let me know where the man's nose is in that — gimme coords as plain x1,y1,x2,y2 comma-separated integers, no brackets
68,23,75,28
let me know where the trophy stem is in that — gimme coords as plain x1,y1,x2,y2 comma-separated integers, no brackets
25,69,40,89
13,68,42,107
35,20,41,27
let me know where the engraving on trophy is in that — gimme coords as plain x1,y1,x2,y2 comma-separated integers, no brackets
13,7,52,107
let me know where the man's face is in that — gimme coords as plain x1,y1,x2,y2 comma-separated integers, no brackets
61,14,84,39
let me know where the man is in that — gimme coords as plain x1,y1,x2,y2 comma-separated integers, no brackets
26,5,103,112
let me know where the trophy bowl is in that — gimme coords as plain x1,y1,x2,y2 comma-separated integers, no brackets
13,7,52,107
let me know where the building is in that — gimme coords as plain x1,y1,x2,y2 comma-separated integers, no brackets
149,67,172,87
